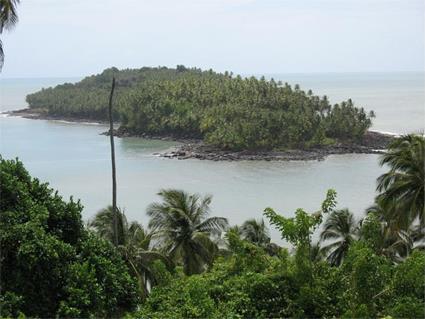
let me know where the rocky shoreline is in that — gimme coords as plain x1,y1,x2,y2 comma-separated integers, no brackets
6,108,395,162
158,131,393,161
112,128,394,161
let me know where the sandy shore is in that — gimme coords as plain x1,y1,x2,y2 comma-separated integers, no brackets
4,108,110,125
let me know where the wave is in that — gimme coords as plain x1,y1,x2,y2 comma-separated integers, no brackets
51,119,104,126
369,129,401,137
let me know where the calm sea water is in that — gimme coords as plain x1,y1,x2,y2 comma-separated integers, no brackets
1,73,424,242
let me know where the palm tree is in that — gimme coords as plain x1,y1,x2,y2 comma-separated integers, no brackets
320,209,358,266
365,203,425,261
0,0,20,70
363,216,415,262
367,197,402,232
90,206,172,298
89,206,128,245
147,189,228,275
107,77,119,246
240,218,271,247
377,134,424,228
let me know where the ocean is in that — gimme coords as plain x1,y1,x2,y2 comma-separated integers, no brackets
1,72,423,242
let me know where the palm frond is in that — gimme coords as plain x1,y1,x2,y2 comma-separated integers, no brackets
0,0,20,33
196,216,228,235
146,189,226,275
376,134,424,228
240,218,271,246
319,209,358,266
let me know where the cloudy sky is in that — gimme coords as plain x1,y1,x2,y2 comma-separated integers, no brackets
1,0,424,77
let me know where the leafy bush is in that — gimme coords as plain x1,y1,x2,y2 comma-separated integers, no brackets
0,158,138,317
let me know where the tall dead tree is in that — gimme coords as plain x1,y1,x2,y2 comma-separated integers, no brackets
108,77,119,246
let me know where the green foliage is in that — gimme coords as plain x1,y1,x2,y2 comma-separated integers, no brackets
134,186,424,319
225,229,270,273
26,66,374,150
392,250,425,300
3,134,425,318
339,242,392,317
0,158,138,317
388,297,424,319
263,189,337,287
89,206,172,299
376,134,425,228
133,246,425,319
147,189,228,275
0,292,24,318
132,254,296,319
264,189,337,246
360,211,385,252
360,134,425,264
324,99,374,141
239,218,270,247
149,259,174,287
387,251,425,318
320,209,359,266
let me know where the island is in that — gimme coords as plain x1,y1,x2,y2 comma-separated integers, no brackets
14,66,393,160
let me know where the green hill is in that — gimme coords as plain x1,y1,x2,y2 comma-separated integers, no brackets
26,66,375,150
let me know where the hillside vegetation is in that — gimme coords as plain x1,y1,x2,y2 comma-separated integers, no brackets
1,135,424,317
27,66,375,150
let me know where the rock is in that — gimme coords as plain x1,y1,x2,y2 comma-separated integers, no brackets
153,131,394,162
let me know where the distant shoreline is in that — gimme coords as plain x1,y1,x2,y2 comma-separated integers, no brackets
4,108,109,125
5,108,395,162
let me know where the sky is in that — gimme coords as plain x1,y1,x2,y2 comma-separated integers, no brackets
1,0,424,78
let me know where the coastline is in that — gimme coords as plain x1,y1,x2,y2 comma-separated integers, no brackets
4,108,110,125
155,130,392,161
6,108,394,161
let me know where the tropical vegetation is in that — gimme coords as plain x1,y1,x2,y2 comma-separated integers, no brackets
1,134,424,318
26,66,375,150
376,134,424,228
319,209,359,266
0,157,138,318
240,218,271,247
146,189,228,275
0,0,20,69
89,206,172,299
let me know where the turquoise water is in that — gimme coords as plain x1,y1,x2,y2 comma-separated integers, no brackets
1,73,423,241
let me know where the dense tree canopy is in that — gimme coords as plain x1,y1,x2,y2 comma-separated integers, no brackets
0,158,138,318
1,135,423,318
26,66,375,150
131,194,424,319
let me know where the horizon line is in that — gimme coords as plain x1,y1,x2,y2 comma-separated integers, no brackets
1,69,424,80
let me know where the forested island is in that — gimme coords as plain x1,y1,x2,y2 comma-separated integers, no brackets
1,134,424,318
19,66,389,160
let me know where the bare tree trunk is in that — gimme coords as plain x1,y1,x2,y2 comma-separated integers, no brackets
108,77,119,246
